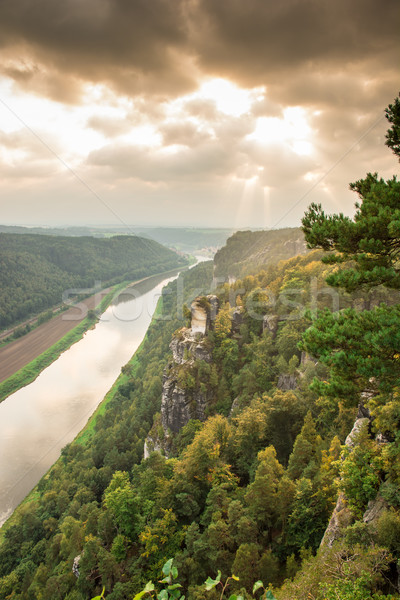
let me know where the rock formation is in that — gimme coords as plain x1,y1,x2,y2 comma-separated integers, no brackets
320,417,370,548
144,295,219,457
320,409,389,549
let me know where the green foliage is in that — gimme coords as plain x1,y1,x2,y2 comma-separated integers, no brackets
103,471,137,538
385,92,400,158
0,232,187,330
302,173,400,291
300,304,400,405
320,575,396,600
276,541,392,600
339,423,382,517
287,412,319,480
213,228,306,279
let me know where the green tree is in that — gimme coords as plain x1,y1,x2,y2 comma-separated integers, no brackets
287,412,319,480
339,422,382,517
302,94,400,292
385,92,400,157
245,446,284,536
300,304,400,404
232,543,260,591
286,478,328,552
300,95,400,411
103,471,137,539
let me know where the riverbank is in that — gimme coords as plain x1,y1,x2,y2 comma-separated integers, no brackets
73,293,165,447
0,279,171,539
0,291,110,383
0,265,187,403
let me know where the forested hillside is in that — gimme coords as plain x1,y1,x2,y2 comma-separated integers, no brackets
0,234,188,330
0,96,399,600
213,228,307,278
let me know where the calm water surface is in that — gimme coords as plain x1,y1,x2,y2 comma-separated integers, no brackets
0,272,180,526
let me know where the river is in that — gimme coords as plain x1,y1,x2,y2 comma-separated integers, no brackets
0,270,183,527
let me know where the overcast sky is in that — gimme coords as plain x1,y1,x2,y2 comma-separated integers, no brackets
0,0,398,229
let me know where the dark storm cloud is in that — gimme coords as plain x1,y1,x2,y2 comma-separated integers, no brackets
0,0,193,99
190,0,399,81
0,0,398,102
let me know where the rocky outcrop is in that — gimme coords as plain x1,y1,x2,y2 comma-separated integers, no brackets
191,295,219,334
191,301,208,334
300,351,318,368
363,495,389,524
170,329,212,365
231,307,244,335
320,413,389,549
262,314,280,337
320,417,370,548
144,295,218,457
344,417,369,448
72,555,81,578
277,373,298,391
144,436,164,460
320,492,353,548
161,374,209,435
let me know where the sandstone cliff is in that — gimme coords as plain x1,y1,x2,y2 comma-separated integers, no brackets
144,295,219,457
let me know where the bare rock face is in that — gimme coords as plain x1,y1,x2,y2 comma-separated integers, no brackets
231,307,244,334
191,295,219,334
161,375,209,435
363,495,389,524
144,436,164,460
345,417,369,448
72,555,81,578
277,373,298,391
191,301,208,334
170,330,212,365
229,397,240,417
320,492,353,548
262,314,280,337
284,238,307,256
300,351,318,367
161,324,213,436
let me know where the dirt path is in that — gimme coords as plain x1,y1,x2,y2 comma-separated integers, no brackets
0,291,110,383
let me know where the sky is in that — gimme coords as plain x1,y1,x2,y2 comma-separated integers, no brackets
0,0,398,230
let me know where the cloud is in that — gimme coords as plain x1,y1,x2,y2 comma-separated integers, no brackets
87,115,129,138
159,121,211,147
87,137,238,183
0,0,398,229
189,0,399,86
0,0,397,105
0,0,195,101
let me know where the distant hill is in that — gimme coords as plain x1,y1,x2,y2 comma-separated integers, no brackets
0,224,236,252
0,233,188,330
0,224,103,237
132,227,236,252
214,227,307,277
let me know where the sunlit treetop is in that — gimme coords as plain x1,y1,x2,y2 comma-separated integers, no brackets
302,93,400,292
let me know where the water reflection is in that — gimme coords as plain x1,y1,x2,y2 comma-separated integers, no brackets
0,272,179,527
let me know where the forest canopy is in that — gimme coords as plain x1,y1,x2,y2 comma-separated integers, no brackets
0,233,188,329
